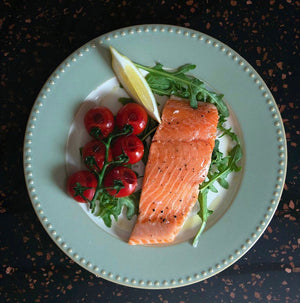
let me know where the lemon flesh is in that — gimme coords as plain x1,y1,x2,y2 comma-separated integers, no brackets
110,47,161,123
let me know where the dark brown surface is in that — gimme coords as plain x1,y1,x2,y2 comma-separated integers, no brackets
0,1,299,302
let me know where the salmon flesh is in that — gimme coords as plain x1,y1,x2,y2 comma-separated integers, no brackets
128,99,219,245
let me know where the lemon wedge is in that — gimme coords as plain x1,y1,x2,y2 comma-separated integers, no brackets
110,46,161,123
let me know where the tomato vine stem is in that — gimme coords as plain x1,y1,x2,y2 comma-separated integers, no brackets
89,125,133,211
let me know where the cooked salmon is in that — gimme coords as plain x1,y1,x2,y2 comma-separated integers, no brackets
128,99,219,245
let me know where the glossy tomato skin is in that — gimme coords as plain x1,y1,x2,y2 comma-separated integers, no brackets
103,166,137,198
116,103,148,135
112,135,144,164
84,107,114,139
67,170,97,203
82,140,112,172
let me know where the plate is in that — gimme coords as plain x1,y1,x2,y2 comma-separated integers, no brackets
24,25,287,289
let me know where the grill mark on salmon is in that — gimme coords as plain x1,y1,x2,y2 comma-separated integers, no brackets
128,99,219,245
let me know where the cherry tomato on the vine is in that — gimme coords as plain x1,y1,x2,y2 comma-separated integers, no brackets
84,106,114,139
67,170,97,203
112,135,144,164
103,166,137,198
116,103,148,135
82,140,112,172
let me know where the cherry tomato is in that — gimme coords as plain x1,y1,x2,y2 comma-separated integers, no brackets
84,106,114,139
67,171,97,203
116,103,148,135
103,166,137,198
112,135,144,164
82,140,112,172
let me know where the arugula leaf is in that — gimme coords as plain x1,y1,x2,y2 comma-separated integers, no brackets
121,192,140,220
218,122,240,144
193,188,211,247
193,144,242,246
95,191,138,228
118,97,135,105
201,144,242,192
134,62,229,118
211,139,223,166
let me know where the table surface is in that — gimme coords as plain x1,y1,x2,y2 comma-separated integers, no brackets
1,1,299,302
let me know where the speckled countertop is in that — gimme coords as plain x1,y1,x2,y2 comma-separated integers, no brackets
1,1,299,302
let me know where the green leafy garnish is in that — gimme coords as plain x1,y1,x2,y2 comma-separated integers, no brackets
118,97,135,105
202,144,242,191
192,143,242,246
95,191,138,228
218,123,240,144
134,62,229,119
192,188,211,248
211,140,223,166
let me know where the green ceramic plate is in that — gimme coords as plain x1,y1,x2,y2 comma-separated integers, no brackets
24,25,287,289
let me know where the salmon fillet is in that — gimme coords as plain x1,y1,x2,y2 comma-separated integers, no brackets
128,99,219,245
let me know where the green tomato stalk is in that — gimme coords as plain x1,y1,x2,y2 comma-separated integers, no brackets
88,125,133,212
